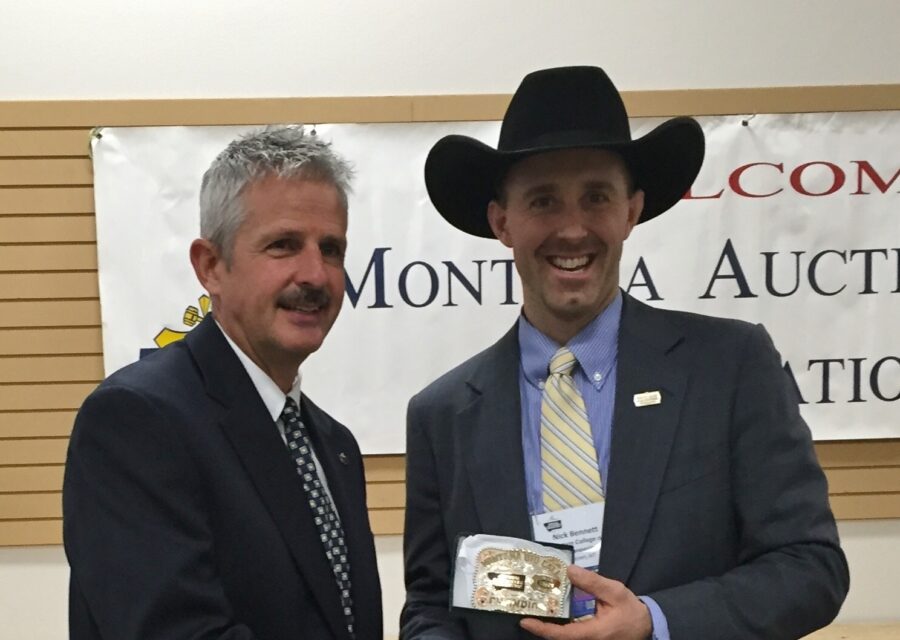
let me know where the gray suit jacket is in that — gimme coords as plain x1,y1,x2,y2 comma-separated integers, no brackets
401,295,848,640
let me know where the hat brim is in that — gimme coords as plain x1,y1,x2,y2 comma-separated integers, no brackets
424,117,705,238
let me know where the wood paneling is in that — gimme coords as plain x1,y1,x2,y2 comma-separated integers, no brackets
0,215,96,243
0,382,97,411
0,466,65,492
0,519,61,546
0,354,103,383
0,96,416,127
0,244,98,272
805,624,900,640
622,84,900,118
0,410,76,438
1,85,898,128
826,467,900,494
0,327,102,355
0,187,94,215
0,493,61,520
366,482,405,509
0,438,70,466
830,493,900,520
368,508,404,535
0,158,93,186
816,441,900,468
0,300,101,328
2,88,899,547
0,129,91,157
363,455,406,482
0,271,98,299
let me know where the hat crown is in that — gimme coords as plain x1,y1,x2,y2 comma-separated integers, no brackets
424,65,705,238
498,66,632,152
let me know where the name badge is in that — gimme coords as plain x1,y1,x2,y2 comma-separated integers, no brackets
531,502,604,618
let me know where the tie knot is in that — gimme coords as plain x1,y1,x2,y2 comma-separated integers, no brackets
549,347,578,376
282,397,300,421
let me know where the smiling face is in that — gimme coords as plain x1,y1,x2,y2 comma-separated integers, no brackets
487,148,644,344
190,175,347,391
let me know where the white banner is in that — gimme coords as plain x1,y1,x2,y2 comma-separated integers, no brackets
92,113,900,450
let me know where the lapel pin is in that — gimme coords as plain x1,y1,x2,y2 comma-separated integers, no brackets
633,391,662,407
338,452,349,465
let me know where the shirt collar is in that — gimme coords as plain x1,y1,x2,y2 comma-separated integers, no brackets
215,320,302,421
518,290,622,390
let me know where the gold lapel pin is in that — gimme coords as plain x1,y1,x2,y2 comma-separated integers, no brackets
633,391,662,407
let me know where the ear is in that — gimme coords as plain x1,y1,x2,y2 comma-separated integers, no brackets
190,238,226,295
487,201,513,247
624,189,645,239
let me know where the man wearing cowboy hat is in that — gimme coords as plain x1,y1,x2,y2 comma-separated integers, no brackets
401,67,848,640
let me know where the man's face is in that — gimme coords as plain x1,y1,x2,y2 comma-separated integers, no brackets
192,175,347,388
487,148,644,343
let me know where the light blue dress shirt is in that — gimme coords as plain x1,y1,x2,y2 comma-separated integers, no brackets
517,291,670,640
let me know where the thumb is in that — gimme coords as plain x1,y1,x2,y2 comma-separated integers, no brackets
567,566,624,601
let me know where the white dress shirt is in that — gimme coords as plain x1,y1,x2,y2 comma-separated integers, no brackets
217,322,337,508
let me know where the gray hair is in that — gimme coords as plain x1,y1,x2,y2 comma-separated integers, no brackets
199,125,354,261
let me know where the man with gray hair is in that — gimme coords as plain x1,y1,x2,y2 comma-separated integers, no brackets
64,126,382,640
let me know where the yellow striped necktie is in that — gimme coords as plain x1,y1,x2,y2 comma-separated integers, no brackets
540,347,604,511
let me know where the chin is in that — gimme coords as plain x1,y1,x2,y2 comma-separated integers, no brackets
277,332,325,357
551,298,602,320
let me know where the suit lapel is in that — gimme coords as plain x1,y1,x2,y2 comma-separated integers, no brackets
186,317,352,640
457,326,532,539
598,296,686,583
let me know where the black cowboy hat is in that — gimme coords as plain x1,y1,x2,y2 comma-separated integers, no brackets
424,66,705,238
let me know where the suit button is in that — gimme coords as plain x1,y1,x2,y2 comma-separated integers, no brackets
338,452,349,465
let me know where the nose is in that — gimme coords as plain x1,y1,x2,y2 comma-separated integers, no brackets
555,203,590,241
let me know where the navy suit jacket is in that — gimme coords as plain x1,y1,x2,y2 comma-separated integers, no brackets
64,316,382,640
401,295,848,639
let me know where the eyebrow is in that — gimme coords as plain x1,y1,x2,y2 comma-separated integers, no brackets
521,184,557,199
521,179,617,199
581,179,618,191
257,227,301,244
319,234,347,248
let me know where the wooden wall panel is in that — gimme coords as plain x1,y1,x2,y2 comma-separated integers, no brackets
0,438,70,465
825,467,900,494
0,520,61,546
0,466,65,492
0,158,93,186
0,244,98,272
363,455,405,482
830,494,900,520
0,271,99,299
0,129,92,157
0,355,103,383
0,411,77,438
0,493,61,520
816,441,900,468
368,509,404,536
0,187,94,214
805,623,900,639
0,383,97,411
0,327,102,355
0,216,96,243
0,300,101,328
1,86,898,547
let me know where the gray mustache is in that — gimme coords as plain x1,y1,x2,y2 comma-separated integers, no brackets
277,286,331,309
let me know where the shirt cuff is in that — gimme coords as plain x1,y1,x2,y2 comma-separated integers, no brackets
638,595,670,640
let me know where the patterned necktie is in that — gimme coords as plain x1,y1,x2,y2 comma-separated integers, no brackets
540,347,604,511
281,397,355,638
